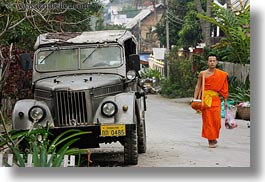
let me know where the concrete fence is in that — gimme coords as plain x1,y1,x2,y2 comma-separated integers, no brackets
220,62,250,84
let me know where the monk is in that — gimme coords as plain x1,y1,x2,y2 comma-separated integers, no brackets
193,54,228,148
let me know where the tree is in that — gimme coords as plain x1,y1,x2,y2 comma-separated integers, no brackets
197,1,250,64
177,2,202,48
0,0,102,49
194,0,212,46
155,0,194,49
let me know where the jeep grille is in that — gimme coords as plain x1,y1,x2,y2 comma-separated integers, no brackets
93,84,124,97
55,90,88,126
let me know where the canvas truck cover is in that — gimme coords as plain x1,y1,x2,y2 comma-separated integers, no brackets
34,30,136,49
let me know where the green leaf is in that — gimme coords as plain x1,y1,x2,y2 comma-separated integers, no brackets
32,144,40,167
8,145,25,167
52,138,80,167
65,148,89,155
48,130,89,153
48,129,81,148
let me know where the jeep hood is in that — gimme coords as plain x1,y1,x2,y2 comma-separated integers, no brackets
34,74,123,91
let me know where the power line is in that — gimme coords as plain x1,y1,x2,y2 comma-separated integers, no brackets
167,10,184,22
168,19,182,29
166,15,183,25
167,9,201,27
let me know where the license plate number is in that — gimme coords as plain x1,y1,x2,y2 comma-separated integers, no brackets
100,124,126,137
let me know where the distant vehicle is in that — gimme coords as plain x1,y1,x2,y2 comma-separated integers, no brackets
12,30,147,165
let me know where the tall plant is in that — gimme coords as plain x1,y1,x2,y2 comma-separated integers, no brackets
139,68,162,82
0,125,90,167
160,55,197,98
197,1,250,64
228,75,250,104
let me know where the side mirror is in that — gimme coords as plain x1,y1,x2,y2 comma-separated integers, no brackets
19,53,33,71
128,54,140,72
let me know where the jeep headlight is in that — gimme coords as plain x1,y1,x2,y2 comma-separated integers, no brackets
126,70,136,80
101,101,118,117
28,106,46,122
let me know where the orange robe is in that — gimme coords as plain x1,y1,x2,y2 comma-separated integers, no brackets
202,69,228,140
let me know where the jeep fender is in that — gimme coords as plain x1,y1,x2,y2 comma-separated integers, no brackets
12,99,54,130
93,92,137,125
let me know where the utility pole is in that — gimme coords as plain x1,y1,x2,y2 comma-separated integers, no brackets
165,0,170,78
138,19,141,53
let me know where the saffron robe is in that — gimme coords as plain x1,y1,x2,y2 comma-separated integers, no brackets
201,69,228,140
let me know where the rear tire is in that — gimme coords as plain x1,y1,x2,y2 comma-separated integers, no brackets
124,127,138,165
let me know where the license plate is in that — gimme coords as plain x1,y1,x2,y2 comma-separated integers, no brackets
100,124,126,137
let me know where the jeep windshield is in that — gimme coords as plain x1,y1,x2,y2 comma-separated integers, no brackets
35,46,122,72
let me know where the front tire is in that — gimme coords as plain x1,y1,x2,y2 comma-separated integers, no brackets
137,118,146,153
124,127,138,165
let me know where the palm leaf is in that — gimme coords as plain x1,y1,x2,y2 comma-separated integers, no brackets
52,138,80,167
8,145,25,167
48,130,89,153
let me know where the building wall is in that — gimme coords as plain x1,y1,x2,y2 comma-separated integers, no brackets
131,6,165,54
140,8,164,53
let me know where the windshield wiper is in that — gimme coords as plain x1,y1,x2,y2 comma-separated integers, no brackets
40,46,59,64
82,45,99,63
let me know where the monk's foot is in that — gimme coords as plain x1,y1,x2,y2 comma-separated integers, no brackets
208,140,217,148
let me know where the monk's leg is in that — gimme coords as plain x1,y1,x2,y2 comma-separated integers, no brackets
202,106,221,147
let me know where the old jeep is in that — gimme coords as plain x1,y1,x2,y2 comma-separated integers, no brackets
12,30,147,165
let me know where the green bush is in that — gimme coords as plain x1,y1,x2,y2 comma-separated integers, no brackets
0,126,89,167
139,68,162,82
228,75,250,104
160,58,197,98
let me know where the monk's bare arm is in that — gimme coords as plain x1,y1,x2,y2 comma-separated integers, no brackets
193,72,203,99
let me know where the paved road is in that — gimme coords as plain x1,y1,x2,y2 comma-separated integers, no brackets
136,94,250,167
90,94,250,167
